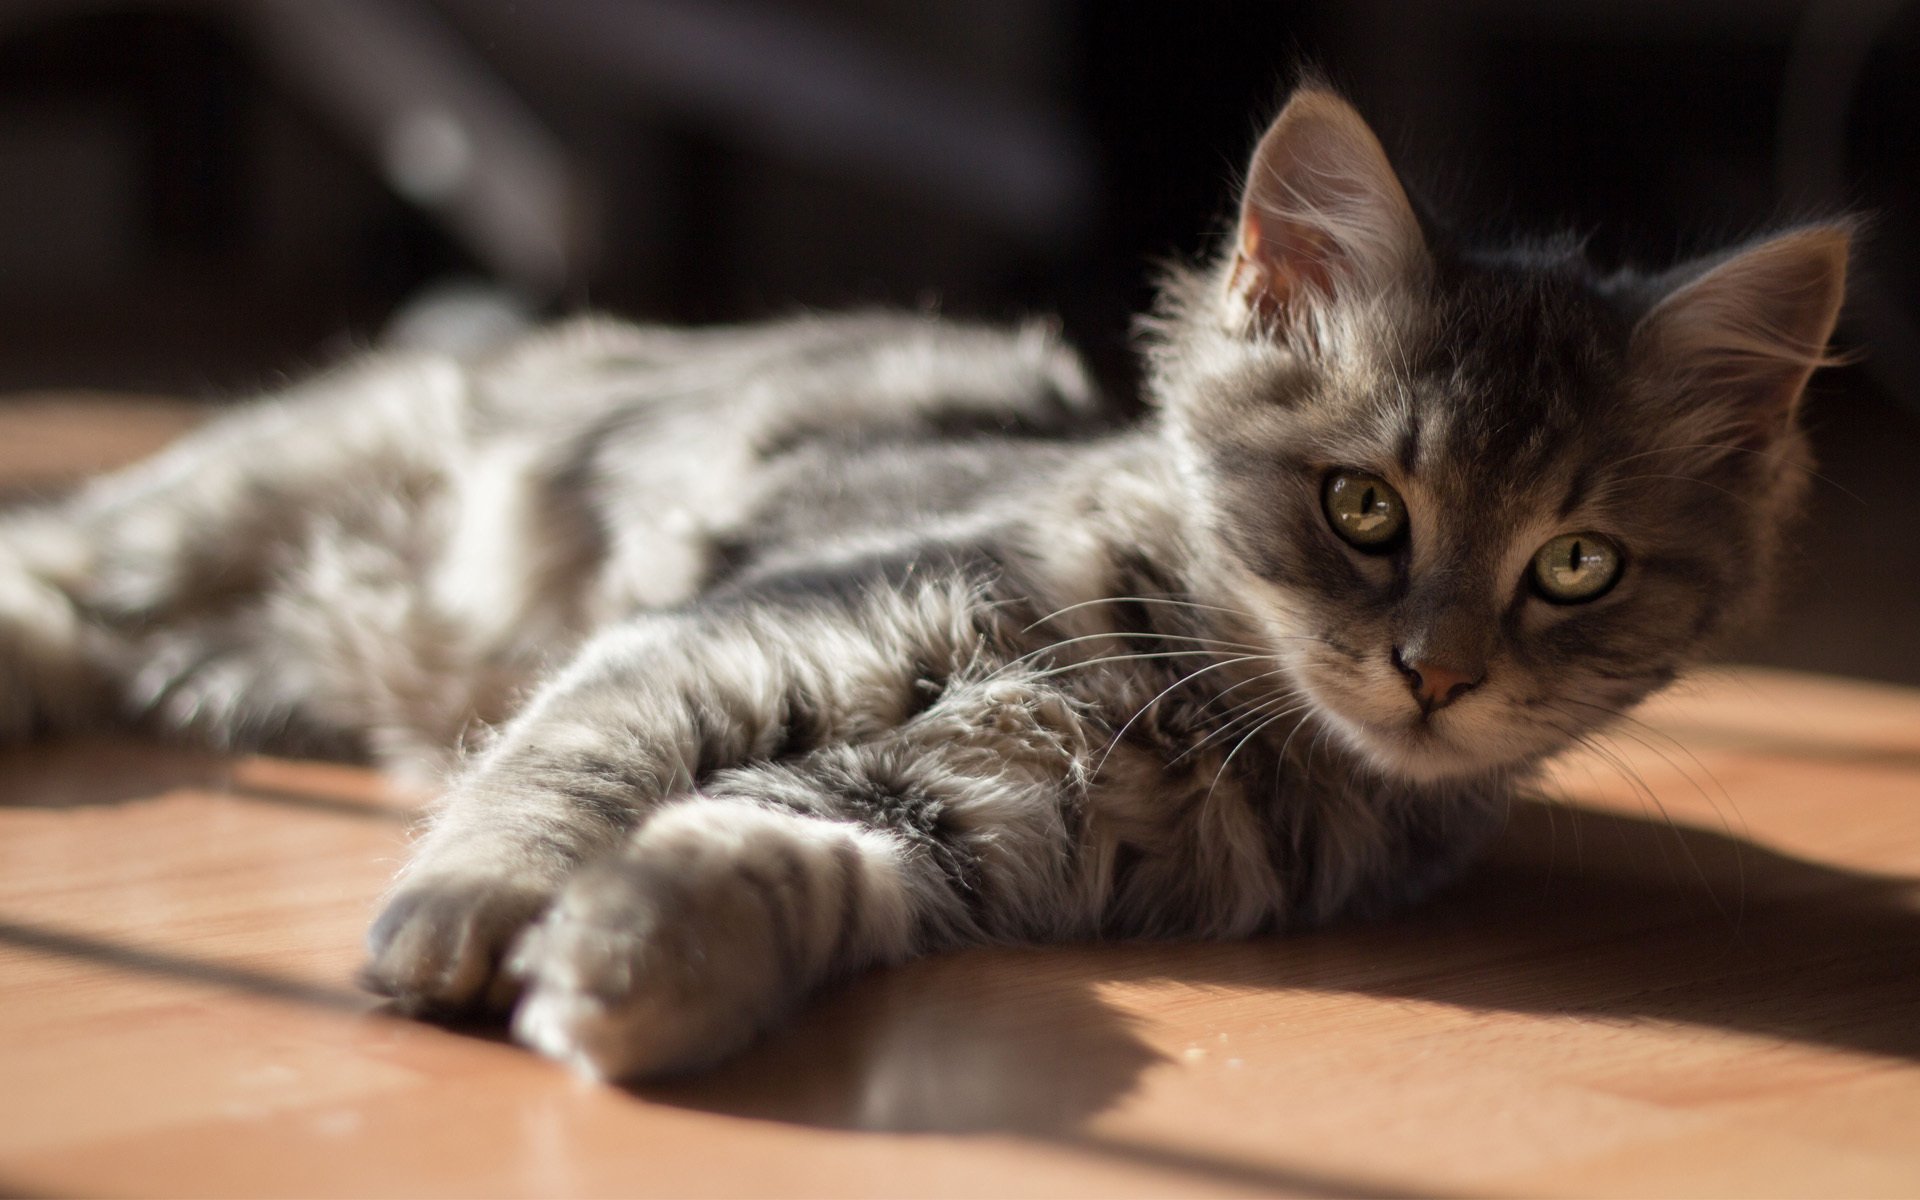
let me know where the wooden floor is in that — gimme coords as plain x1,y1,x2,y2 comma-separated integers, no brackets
4,406,1920,1196
3,673,1919,1198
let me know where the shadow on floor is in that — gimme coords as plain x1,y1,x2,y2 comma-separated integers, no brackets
0,918,371,1011
6,789,1914,1170
0,736,407,823
639,797,1920,1138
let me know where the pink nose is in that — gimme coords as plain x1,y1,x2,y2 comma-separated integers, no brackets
1392,649,1482,713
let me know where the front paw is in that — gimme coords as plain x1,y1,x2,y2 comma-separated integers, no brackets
507,829,796,1080
360,875,553,1014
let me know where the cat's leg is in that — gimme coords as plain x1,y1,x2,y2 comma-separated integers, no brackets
0,350,613,766
359,576,1010,1014
508,670,1097,1079
0,352,473,746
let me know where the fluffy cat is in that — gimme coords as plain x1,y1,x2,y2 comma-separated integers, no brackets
0,87,1848,1078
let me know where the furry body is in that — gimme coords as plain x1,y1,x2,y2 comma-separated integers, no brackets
0,89,1846,1077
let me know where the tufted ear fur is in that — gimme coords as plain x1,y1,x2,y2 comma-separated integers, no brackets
1632,226,1850,451
1227,88,1427,344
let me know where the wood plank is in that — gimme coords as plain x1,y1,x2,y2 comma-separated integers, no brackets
0,394,205,491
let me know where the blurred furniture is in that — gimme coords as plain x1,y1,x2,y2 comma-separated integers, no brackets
0,0,1090,394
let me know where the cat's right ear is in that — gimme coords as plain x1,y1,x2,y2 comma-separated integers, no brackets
1630,225,1850,451
1228,88,1426,341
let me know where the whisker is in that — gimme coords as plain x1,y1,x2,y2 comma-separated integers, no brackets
1542,717,1690,888
1588,726,1737,929
1016,630,1268,661
1092,655,1272,779
986,628,1271,686
1526,768,1577,884
1172,694,1312,768
1550,699,1744,831
1165,700,1283,770
1545,718,1738,930
1275,700,1319,769
1188,666,1299,723
1303,722,1337,780
1017,631,1330,683
1195,681,1295,725
1025,649,1244,681
1022,594,1265,634
1546,698,1747,926
1203,704,1296,807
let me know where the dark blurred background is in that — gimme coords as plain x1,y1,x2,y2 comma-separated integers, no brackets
1,0,1915,682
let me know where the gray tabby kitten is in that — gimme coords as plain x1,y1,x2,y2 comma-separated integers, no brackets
0,88,1848,1078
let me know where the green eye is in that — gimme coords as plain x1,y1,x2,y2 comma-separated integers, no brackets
1322,471,1407,550
1532,533,1623,603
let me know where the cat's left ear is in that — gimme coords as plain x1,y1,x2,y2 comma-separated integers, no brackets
1632,225,1850,447
1228,88,1427,340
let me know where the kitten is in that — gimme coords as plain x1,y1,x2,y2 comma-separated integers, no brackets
0,86,1847,1079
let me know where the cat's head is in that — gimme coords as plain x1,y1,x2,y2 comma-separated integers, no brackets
1148,86,1849,783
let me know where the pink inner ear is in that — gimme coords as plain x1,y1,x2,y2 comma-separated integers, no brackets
1230,211,1340,331
1225,89,1426,341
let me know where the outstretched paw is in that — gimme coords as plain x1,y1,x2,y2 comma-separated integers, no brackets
507,837,791,1080
360,875,553,1014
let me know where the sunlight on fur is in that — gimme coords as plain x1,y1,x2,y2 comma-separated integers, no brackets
0,85,1849,1080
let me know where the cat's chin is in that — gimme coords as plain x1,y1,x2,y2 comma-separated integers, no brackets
1318,709,1513,784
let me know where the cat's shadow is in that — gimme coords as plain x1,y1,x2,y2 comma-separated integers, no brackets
638,797,1920,1135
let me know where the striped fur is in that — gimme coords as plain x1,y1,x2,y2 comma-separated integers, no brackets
0,89,1847,1078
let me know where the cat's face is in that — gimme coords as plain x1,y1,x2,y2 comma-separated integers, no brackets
1183,274,1783,782
1153,88,1846,783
